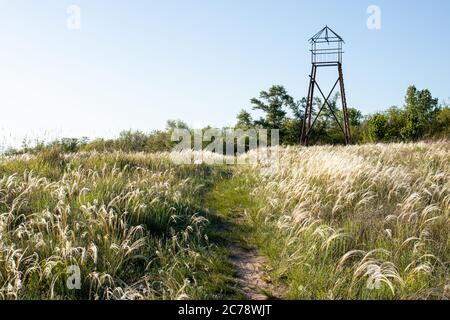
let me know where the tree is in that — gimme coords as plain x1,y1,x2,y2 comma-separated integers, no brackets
290,98,306,121
236,110,253,129
348,108,363,127
401,86,439,140
250,85,294,129
236,84,366,146
117,130,148,152
281,118,302,146
166,119,189,132
346,107,364,143
312,94,344,144
367,113,388,142
385,106,406,141
145,130,173,153
436,106,450,136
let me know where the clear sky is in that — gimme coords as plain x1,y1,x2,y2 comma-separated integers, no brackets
0,0,449,147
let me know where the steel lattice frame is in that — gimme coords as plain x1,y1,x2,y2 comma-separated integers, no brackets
300,26,351,145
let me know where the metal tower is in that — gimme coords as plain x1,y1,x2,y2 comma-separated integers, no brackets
300,26,351,145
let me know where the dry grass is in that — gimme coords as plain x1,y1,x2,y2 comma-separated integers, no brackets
0,151,233,300
0,141,448,300
237,140,449,299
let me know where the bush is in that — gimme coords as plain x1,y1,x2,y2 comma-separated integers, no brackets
367,113,388,142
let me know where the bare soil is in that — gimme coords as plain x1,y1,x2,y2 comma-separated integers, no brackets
228,241,288,300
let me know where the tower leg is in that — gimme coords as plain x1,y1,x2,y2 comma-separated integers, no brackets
302,64,349,146
301,65,317,145
338,63,351,145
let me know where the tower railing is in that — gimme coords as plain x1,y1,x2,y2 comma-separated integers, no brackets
311,49,343,65
311,36,343,65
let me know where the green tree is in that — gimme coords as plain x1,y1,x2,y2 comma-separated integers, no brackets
401,86,439,140
313,94,344,144
236,85,365,146
166,119,190,132
436,106,450,136
250,85,294,129
145,130,173,152
346,107,364,143
281,118,302,145
367,113,388,142
236,109,253,129
348,108,363,127
385,106,406,141
290,98,306,121
117,130,148,152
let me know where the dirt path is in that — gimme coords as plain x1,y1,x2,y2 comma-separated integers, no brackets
205,177,288,300
228,239,288,300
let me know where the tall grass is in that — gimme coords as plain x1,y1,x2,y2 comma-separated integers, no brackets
0,141,448,300
0,150,234,300
237,141,449,299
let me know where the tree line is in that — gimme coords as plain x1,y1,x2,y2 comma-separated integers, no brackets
236,85,449,145
6,85,449,155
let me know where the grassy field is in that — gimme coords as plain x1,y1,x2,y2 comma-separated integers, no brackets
0,150,237,299
228,140,450,299
0,141,448,300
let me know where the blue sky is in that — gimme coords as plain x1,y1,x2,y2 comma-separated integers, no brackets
0,0,449,146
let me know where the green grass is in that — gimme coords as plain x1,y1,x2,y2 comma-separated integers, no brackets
204,170,260,246
204,169,289,292
227,142,449,300
0,140,448,300
0,150,239,300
